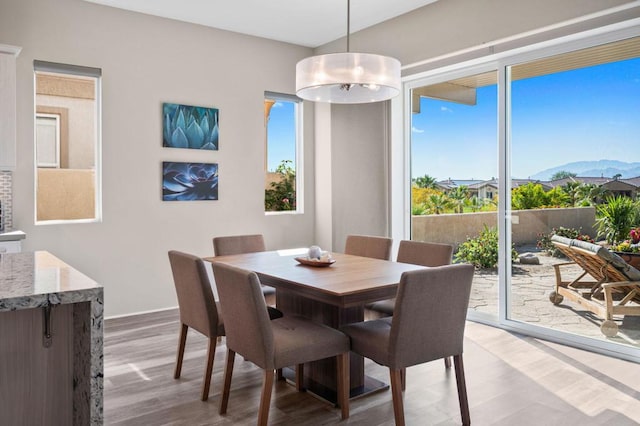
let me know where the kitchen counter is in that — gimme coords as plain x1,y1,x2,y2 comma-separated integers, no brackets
0,251,103,425
0,230,25,242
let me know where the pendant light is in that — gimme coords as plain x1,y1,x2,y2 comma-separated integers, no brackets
295,0,401,104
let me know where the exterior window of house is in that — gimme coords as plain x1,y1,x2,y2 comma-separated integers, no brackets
264,92,303,213
34,61,101,223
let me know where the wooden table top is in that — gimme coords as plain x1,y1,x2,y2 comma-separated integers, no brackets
205,250,426,307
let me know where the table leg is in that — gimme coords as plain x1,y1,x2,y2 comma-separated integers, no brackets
276,292,388,402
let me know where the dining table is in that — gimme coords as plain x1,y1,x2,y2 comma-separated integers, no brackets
205,248,426,403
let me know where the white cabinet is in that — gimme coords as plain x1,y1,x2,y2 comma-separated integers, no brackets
0,240,21,253
0,44,21,171
0,230,25,252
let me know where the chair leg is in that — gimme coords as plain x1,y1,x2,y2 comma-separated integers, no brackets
258,369,275,426
444,356,452,369
390,369,405,426
219,349,236,415
296,364,305,391
174,323,188,379
201,336,217,401
400,368,406,391
336,352,350,420
453,354,470,426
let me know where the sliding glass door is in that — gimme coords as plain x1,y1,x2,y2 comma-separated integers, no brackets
508,37,640,351
409,68,499,320
404,28,640,360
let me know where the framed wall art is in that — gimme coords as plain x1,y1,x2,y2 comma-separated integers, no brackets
162,161,218,201
163,103,219,150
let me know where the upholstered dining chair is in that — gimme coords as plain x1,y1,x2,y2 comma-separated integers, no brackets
213,234,266,256
367,240,454,317
168,250,225,401
212,234,282,319
344,234,393,260
212,262,350,425
366,240,455,371
342,264,474,426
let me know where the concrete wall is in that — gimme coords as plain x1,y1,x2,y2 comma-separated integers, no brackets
411,207,596,248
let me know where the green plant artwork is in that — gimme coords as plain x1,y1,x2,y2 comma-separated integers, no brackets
163,103,219,150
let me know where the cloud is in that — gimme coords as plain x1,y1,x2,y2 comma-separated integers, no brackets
273,101,284,108
441,106,453,113
412,126,424,133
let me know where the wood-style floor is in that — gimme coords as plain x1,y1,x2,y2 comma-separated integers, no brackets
104,309,640,425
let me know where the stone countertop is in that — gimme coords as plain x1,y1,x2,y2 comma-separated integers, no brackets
0,230,26,242
0,250,102,310
0,250,104,424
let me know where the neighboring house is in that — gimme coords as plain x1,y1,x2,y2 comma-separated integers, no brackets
441,178,550,201
440,175,640,201
436,179,482,193
546,176,640,199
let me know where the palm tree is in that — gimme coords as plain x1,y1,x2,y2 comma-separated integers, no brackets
576,183,610,206
561,181,582,206
551,170,577,181
466,195,487,212
413,174,438,189
427,193,452,214
447,185,469,213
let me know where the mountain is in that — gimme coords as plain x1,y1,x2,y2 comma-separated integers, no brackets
531,160,640,181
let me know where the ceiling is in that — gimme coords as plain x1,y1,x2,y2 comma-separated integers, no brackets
83,0,439,48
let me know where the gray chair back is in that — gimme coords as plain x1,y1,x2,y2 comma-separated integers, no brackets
389,264,474,369
213,234,266,256
168,250,219,337
345,234,392,260
212,262,275,369
397,240,453,267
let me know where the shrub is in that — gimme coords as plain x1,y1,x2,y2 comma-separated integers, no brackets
595,195,639,244
511,183,548,210
265,160,296,211
536,226,594,257
455,225,518,268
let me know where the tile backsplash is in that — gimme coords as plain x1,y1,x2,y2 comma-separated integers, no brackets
0,171,13,232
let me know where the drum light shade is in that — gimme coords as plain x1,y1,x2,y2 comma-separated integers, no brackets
296,52,401,103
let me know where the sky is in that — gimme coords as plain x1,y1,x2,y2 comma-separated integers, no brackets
266,101,296,172
411,56,640,182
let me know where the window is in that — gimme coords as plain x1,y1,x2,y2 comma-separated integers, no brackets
35,113,60,168
34,61,101,223
264,92,303,213
400,26,640,361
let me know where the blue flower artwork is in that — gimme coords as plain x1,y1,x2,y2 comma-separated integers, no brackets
163,103,219,150
162,162,218,201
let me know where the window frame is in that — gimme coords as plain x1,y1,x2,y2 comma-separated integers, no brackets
264,91,304,215
393,21,640,363
33,61,102,225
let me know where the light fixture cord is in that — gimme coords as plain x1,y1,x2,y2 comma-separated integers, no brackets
346,0,350,52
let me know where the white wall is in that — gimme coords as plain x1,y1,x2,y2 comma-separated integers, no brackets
0,0,315,316
1,0,635,316
330,103,389,253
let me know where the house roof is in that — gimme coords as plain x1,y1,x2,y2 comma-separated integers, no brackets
546,176,640,189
